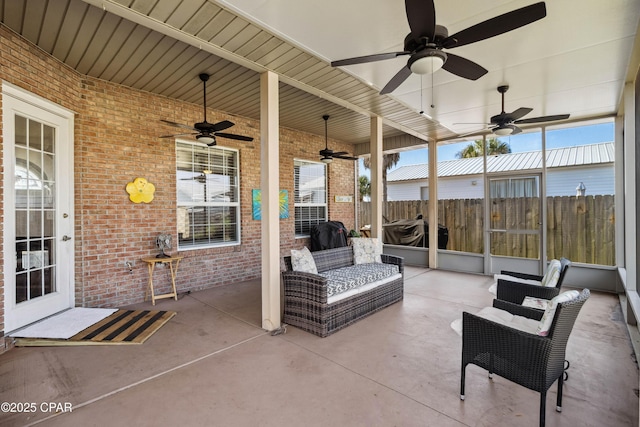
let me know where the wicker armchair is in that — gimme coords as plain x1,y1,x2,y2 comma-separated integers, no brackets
497,257,571,304
460,289,589,427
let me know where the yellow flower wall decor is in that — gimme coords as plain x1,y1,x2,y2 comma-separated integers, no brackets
126,177,156,203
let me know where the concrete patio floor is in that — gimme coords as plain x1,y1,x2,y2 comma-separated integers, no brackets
1,266,638,426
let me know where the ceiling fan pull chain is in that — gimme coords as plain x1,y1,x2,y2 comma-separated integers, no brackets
419,75,424,114
430,70,435,109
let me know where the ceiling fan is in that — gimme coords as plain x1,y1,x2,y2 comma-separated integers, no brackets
319,115,358,163
331,1,547,95
486,85,570,136
160,73,254,146
180,172,209,182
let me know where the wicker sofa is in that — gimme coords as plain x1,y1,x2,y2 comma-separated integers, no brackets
282,245,404,337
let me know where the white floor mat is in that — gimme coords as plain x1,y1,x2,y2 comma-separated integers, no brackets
10,307,118,339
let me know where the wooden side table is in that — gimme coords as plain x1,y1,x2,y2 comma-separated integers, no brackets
141,256,183,305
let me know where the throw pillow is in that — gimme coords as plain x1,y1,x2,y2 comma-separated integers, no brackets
290,247,318,274
536,290,580,336
540,259,561,287
543,269,561,288
352,237,383,264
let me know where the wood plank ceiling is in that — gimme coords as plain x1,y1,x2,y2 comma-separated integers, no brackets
0,0,450,151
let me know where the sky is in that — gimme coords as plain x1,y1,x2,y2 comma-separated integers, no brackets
358,121,614,177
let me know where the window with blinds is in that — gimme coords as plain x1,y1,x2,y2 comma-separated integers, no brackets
176,141,240,248
294,159,326,237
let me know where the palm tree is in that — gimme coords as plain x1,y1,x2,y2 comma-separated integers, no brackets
456,137,511,158
362,152,400,203
358,175,371,201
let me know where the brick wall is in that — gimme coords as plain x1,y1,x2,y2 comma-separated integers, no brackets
0,27,355,331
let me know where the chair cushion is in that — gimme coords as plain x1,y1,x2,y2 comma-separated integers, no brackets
540,259,562,287
536,290,581,336
290,246,318,274
451,306,539,336
351,237,383,264
475,306,540,335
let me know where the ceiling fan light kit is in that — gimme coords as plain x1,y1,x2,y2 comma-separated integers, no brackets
493,125,514,136
321,157,333,164
196,134,215,145
408,50,446,74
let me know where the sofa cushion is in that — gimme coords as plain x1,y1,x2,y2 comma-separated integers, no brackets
290,246,318,274
319,263,399,298
351,237,382,264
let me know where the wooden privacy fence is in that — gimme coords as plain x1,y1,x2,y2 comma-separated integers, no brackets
358,195,615,266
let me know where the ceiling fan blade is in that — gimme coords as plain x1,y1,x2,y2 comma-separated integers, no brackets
380,65,413,94
515,113,570,125
160,119,196,131
441,53,487,80
159,132,197,138
331,151,350,156
331,52,409,67
212,120,235,132
405,0,436,41
442,2,546,49
505,107,534,122
334,154,358,161
456,127,491,138
452,122,491,125
215,132,254,141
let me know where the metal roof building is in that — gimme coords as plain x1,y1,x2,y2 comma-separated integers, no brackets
387,142,615,182
386,142,615,200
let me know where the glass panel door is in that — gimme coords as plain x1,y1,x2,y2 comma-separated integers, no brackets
3,84,74,333
14,115,57,304
489,174,542,260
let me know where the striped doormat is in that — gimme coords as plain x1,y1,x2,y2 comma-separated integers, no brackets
14,309,176,346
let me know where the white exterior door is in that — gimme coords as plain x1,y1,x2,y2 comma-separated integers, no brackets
3,83,75,333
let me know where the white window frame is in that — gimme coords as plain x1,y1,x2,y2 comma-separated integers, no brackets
176,140,240,249
294,159,327,237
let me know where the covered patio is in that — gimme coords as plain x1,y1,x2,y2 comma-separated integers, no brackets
2,267,637,427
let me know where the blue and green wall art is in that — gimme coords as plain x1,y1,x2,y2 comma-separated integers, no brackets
252,189,289,220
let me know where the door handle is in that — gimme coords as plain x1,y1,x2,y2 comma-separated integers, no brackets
62,235,72,241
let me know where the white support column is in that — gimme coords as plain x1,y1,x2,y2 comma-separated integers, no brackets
615,114,626,271
428,138,438,268
370,116,383,238
260,71,281,331
623,82,635,285
623,81,639,330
